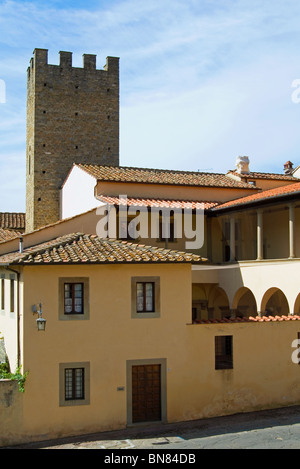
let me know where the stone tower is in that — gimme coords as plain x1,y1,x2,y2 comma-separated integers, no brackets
26,48,119,232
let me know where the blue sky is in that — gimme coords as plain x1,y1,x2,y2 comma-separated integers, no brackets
1,0,300,212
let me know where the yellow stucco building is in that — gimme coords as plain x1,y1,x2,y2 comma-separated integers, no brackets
0,165,300,446
0,49,300,446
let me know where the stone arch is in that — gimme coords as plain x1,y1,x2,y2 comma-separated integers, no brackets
294,293,300,315
261,288,290,316
208,286,230,320
232,287,257,318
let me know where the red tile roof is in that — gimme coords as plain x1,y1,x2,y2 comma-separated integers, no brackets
0,228,21,242
0,212,25,231
0,206,100,243
212,182,300,212
97,195,220,210
194,315,300,324
227,170,298,181
77,164,257,189
0,233,205,266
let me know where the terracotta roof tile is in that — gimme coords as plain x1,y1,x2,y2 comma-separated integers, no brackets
0,206,101,243
77,164,257,190
212,182,300,211
0,212,25,231
97,195,220,210
0,228,21,242
0,233,205,266
194,315,300,324
227,170,298,181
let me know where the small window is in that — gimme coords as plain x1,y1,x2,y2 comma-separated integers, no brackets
136,282,154,313
65,367,85,400
131,277,160,319
215,336,233,370
64,283,83,314
59,362,90,406
59,277,89,320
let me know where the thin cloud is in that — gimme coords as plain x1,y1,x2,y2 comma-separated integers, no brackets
0,0,300,211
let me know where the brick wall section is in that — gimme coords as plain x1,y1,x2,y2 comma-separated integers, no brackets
26,48,119,232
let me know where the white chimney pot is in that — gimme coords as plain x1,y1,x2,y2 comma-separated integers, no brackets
236,156,250,174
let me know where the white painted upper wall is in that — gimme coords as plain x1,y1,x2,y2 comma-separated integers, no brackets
293,166,300,178
60,165,100,219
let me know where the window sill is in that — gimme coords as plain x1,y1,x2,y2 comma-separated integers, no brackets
132,311,160,319
59,313,89,321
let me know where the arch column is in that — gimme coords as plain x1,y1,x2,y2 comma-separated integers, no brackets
289,203,296,259
230,215,236,262
256,209,264,261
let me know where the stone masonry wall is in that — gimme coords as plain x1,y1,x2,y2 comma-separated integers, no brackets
0,380,23,447
26,48,119,232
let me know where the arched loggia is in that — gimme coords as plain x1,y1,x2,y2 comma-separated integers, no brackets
261,288,290,316
232,287,257,318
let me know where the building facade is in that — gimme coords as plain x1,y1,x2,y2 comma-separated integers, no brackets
0,49,300,446
0,230,300,446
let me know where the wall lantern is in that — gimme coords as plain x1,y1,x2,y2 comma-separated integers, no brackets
32,303,46,331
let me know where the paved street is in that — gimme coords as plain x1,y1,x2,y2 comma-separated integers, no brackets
6,405,300,450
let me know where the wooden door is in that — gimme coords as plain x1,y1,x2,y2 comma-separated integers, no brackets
132,364,161,423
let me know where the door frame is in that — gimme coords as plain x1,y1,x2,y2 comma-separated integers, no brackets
126,358,167,425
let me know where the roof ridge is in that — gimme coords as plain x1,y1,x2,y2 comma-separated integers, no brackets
98,195,220,203
0,211,25,215
78,163,226,176
227,169,298,180
77,164,256,189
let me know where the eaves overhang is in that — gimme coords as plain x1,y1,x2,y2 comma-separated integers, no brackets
209,190,300,216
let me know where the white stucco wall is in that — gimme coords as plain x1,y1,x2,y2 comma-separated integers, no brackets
60,166,100,219
293,166,300,178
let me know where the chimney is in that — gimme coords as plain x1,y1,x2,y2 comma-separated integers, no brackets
236,156,250,175
284,161,293,175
